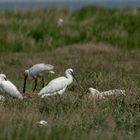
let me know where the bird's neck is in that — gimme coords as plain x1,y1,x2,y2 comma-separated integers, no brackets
66,74,73,85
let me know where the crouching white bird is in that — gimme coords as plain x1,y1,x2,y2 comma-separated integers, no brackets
88,88,126,99
23,63,55,93
36,120,48,127
0,75,23,100
38,68,76,98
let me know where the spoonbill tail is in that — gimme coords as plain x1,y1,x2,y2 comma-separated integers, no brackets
88,88,126,99
23,63,55,93
38,68,76,98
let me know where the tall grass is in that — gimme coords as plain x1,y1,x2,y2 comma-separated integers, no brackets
0,7,140,52
0,7,140,140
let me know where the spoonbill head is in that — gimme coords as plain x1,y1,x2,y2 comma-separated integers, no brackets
23,63,55,93
0,74,7,81
38,68,76,97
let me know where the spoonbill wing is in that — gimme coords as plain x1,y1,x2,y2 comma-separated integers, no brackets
38,76,68,96
29,63,54,77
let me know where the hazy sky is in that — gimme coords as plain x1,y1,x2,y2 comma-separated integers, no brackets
0,0,136,1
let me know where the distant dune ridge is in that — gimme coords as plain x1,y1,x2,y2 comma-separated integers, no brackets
0,1,140,10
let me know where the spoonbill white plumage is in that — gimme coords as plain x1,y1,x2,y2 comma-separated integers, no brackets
38,68,76,98
23,63,55,93
36,120,48,127
88,88,126,99
0,76,23,100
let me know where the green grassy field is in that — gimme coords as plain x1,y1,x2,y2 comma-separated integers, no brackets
0,7,140,140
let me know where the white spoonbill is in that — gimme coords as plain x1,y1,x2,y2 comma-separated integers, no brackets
23,63,55,93
36,120,48,127
0,77,23,100
88,88,126,99
38,68,76,98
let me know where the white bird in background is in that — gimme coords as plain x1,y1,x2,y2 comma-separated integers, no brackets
36,120,48,127
88,88,126,99
23,63,55,93
57,18,64,27
38,68,77,98
0,74,23,100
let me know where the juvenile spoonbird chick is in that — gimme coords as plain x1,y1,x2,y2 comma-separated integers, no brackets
38,68,76,98
23,63,55,93
36,120,48,127
88,88,126,99
88,88,105,99
101,89,126,97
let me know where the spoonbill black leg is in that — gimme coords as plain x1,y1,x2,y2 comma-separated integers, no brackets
42,77,45,88
33,78,37,92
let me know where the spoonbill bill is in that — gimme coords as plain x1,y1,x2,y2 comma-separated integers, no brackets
36,120,48,127
88,88,126,99
38,68,76,98
0,76,23,100
23,63,55,93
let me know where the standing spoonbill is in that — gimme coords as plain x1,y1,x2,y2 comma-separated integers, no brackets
88,88,126,99
0,75,23,100
23,63,55,93
38,68,77,98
